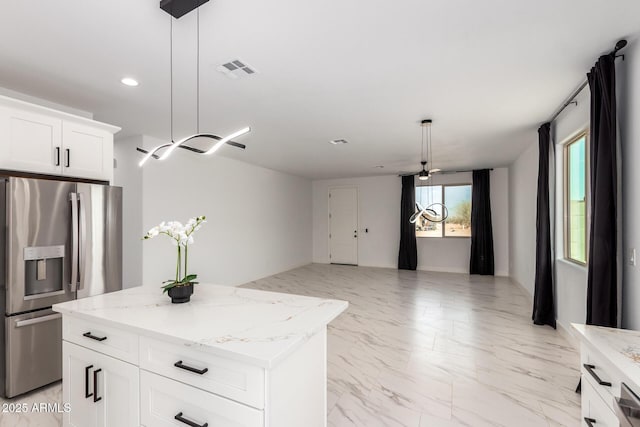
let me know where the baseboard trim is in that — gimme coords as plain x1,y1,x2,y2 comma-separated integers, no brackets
233,260,313,287
509,277,579,350
556,319,579,350
509,277,533,301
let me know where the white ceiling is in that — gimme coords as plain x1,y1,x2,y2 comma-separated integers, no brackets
1,0,639,179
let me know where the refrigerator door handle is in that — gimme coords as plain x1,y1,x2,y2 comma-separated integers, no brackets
78,192,87,291
69,192,79,292
15,313,62,328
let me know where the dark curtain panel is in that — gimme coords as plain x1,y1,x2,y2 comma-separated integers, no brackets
469,169,494,275
532,123,556,328
398,176,417,270
586,54,618,327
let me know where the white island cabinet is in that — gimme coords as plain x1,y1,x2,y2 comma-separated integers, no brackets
53,285,348,427
572,323,640,427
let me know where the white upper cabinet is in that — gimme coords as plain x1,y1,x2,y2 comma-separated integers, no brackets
0,106,63,175
0,95,120,182
62,122,113,181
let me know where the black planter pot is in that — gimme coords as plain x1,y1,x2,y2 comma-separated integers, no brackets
167,283,194,304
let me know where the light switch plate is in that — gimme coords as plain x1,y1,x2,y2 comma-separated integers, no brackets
630,248,636,266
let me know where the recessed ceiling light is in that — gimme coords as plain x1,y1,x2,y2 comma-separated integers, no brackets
374,165,384,169
121,77,139,87
329,139,348,145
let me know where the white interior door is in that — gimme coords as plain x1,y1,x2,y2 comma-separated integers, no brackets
329,187,358,265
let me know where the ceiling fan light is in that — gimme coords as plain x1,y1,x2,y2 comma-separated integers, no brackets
418,170,430,181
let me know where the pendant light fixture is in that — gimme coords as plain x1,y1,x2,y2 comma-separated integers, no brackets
138,0,251,167
409,119,448,224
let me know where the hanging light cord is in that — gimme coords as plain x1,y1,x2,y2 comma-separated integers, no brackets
196,7,200,134
428,124,432,172
421,124,425,163
170,15,174,142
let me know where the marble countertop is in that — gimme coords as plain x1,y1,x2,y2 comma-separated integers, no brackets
572,323,640,387
53,284,348,368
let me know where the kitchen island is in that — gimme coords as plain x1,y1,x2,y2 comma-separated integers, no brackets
52,284,348,427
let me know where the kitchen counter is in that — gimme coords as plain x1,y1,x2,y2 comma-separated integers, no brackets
53,283,348,368
53,285,348,427
572,323,640,391
572,323,640,426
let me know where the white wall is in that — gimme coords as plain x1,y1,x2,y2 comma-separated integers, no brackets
508,142,538,296
141,136,312,287
113,135,144,289
312,169,509,276
619,37,640,330
312,176,400,269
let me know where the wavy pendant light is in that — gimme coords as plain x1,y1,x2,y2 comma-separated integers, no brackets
138,1,250,167
410,119,448,224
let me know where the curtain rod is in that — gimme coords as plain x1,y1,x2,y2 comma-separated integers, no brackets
548,40,627,123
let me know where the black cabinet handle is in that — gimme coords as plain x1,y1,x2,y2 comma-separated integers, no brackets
174,360,208,375
175,412,208,427
65,148,70,167
55,147,60,166
584,417,596,426
93,368,102,403
583,364,612,387
83,332,107,342
84,365,94,398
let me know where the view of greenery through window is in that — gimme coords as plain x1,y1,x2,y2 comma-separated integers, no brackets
415,184,472,238
567,135,587,263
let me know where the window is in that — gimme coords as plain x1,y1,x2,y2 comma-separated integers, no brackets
565,132,588,264
415,184,472,238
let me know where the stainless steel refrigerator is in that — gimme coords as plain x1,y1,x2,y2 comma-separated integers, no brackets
0,176,122,398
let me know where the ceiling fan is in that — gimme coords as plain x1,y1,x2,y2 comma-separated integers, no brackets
400,119,442,181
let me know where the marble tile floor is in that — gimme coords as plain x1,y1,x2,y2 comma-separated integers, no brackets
0,264,581,426
243,264,581,427
0,381,62,427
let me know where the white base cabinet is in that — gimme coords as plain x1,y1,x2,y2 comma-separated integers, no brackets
0,95,119,182
62,316,329,427
63,341,139,427
573,324,640,427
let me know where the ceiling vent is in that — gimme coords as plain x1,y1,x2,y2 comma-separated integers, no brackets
217,60,258,79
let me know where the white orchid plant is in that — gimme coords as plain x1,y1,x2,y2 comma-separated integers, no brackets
143,215,206,293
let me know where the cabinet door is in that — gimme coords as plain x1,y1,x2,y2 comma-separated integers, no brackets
97,344,140,427
63,341,139,427
0,106,62,174
62,121,113,181
63,341,100,427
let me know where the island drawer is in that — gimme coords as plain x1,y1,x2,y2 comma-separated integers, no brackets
139,336,265,409
582,374,619,426
580,342,622,406
63,315,139,364
141,370,264,427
